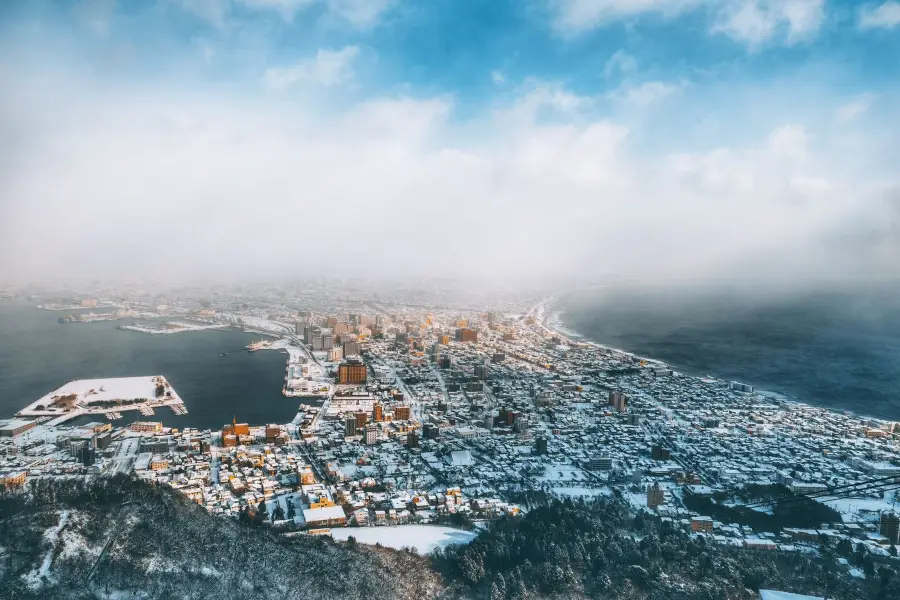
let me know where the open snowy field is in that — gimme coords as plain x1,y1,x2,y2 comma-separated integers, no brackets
330,525,477,554
35,376,170,406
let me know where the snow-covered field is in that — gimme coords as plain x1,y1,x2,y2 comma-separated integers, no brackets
34,376,169,406
119,322,226,334
819,496,896,522
552,486,613,498
330,525,477,554
536,464,590,483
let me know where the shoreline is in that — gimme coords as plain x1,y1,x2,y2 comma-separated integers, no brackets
540,294,888,423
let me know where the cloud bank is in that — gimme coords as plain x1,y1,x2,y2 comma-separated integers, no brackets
0,3,898,291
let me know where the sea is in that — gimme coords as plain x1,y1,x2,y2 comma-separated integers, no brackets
559,284,900,421
0,301,301,430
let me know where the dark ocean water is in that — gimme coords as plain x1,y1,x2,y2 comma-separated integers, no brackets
0,301,300,429
560,286,900,421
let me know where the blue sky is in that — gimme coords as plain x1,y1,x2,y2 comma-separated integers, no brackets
4,1,899,110
1,1,899,285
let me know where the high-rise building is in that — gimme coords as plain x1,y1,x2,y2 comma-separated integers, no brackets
587,456,613,470
345,416,358,437
474,364,488,379
439,356,452,370
456,328,478,343
326,317,338,328
651,445,671,461
343,341,360,356
423,423,440,439
647,483,665,509
355,411,369,430
72,440,96,467
323,333,334,350
536,437,548,455
881,511,900,544
365,424,378,445
609,391,628,412
338,359,367,384
295,321,303,335
394,405,411,420
373,403,384,422
406,430,419,449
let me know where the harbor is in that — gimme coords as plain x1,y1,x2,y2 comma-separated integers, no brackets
16,376,188,426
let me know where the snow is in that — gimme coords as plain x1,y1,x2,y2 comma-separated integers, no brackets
330,525,477,554
118,322,226,335
536,464,589,483
552,486,613,498
759,591,824,600
625,492,649,510
24,510,69,589
34,377,170,406
818,496,895,523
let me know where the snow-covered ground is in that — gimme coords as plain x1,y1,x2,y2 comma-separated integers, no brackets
24,510,69,589
819,496,896,523
18,376,185,424
31,376,172,407
536,464,590,483
118,322,227,334
330,525,477,554
552,486,613,498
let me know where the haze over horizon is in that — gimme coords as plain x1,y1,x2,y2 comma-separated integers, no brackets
1,0,900,289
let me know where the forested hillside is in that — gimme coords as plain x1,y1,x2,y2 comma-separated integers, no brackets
0,476,442,600
2,477,899,600
432,499,900,600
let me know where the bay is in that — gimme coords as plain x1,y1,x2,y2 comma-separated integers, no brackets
0,301,299,429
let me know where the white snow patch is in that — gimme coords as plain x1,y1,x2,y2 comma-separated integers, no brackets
23,510,69,590
330,525,477,554
552,486,613,498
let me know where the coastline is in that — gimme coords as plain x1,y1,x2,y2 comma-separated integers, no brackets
541,294,885,422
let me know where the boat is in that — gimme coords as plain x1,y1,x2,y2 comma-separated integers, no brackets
220,352,228,357
247,340,269,352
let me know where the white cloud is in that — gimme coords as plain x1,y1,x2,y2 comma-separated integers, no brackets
171,0,230,28
550,0,825,47
506,81,595,123
491,71,507,85
550,0,701,35
767,123,808,161
859,1,900,29
712,0,825,48
326,0,395,29
608,80,684,106
263,46,360,89
171,0,393,28
236,0,317,21
4,63,895,288
603,50,638,79
836,95,876,122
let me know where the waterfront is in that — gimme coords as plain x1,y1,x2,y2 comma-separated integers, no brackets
559,285,900,420
0,301,298,429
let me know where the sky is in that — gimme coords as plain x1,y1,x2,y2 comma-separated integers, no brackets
1,0,899,288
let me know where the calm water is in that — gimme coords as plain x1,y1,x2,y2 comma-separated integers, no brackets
560,286,900,421
0,301,299,429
